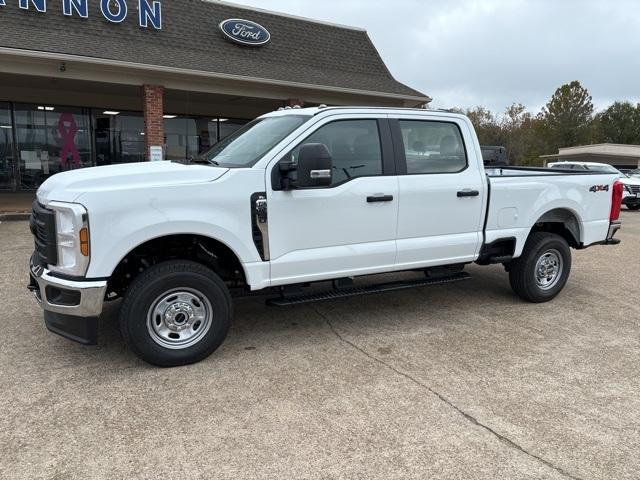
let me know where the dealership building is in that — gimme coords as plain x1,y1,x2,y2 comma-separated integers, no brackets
0,0,429,193
541,144,640,170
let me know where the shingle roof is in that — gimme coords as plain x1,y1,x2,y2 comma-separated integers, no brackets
0,0,429,102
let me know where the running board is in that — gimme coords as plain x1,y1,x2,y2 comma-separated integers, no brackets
266,272,471,306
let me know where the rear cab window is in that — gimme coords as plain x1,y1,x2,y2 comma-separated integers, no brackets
396,120,467,174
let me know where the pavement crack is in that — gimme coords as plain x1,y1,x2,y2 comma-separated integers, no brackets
311,305,585,480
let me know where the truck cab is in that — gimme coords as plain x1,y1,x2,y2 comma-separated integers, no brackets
29,107,623,366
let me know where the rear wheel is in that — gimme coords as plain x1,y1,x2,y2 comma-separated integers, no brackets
119,260,232,367
508,232,571,303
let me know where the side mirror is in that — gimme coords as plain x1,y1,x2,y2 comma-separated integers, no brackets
272,143,333,190
296,143,332,188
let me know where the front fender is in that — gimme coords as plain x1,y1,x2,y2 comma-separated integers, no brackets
89,221,257,279
77,169,265,280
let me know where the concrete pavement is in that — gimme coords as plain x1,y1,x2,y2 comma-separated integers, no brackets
1,211,639,479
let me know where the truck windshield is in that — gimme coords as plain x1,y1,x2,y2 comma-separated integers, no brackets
200,115,310,167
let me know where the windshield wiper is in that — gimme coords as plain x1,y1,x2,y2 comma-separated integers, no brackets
187,155,219,166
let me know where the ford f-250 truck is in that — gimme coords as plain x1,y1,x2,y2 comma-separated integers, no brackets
28,107,624,366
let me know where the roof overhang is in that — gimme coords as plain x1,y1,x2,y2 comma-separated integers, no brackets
541,152,640,160
0,46,431,107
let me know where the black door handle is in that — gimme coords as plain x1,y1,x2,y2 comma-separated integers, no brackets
367,194,394,203
457,190,480,198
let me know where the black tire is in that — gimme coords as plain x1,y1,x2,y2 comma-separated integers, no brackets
508,232,571,303
119,260,232,367
627,205,640,211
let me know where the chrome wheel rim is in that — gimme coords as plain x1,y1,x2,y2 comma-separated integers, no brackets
535,249,564,291
147,288,213,349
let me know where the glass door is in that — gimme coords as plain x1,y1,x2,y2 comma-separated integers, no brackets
93,110,145,165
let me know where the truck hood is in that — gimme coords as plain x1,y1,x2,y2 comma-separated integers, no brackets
37,161,229,204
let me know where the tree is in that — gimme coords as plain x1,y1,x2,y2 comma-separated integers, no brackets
464,104,544,165
593,101,640,144
465,106,503,146
539,80,594,149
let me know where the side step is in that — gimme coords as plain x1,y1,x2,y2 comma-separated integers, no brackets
266,271,471,306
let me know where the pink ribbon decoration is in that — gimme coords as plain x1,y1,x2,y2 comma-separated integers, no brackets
58,112,80,169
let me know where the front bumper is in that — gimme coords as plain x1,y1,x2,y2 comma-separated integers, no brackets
29,257,107,344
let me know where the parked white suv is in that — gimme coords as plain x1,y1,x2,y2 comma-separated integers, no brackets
29,107,623,366
548,161,640,210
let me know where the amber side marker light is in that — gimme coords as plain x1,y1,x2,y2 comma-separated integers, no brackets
79,228,90,257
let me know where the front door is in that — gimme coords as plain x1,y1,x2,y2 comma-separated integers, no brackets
391,116,485,268
267,116,398,286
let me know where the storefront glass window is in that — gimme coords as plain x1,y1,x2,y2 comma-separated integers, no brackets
219,118,247,140
164,116,247,161
2,104,250,191
93,111,145,165
0,103,15,191
13,103,92,190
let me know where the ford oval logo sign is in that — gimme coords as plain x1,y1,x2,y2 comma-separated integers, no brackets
219,19,271,46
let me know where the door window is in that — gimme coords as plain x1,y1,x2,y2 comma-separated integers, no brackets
289,119,383,185
398,120,467,174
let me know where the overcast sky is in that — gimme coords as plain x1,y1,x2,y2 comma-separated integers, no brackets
234,0,639,115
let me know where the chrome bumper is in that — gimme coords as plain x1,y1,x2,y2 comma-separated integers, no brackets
29,259,107,318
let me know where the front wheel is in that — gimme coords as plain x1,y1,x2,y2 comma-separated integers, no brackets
508,232,571,303
119,260,232,367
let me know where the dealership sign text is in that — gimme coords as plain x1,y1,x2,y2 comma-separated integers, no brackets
0,0,162,29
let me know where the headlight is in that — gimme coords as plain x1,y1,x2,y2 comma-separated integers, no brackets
48,201,90,277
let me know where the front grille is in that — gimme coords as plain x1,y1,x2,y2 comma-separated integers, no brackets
30,200,58,266
627,184,640,195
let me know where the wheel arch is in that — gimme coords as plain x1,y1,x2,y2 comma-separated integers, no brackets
530,208,582,248
107,233,248,298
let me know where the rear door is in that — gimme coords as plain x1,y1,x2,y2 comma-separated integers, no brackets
267,115,399,286
390,115,486,268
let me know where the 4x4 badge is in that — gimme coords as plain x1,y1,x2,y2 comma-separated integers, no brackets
589,185,609,192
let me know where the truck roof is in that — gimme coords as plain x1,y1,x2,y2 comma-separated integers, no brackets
261,106,469,121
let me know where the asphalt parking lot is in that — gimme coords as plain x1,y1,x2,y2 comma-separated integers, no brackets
1,212,639,480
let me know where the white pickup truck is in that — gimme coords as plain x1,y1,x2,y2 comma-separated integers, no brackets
29,107,624,366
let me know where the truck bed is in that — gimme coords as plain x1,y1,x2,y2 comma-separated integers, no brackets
485,166,609,177
484,167,617,256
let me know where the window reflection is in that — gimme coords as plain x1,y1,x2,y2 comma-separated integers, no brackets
164,116,248,161
219,118,247,141
14,104,92,190
0,103,14,191
94,111,145,165
0,103,250,191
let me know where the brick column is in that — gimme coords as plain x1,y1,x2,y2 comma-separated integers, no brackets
142,84,165,160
